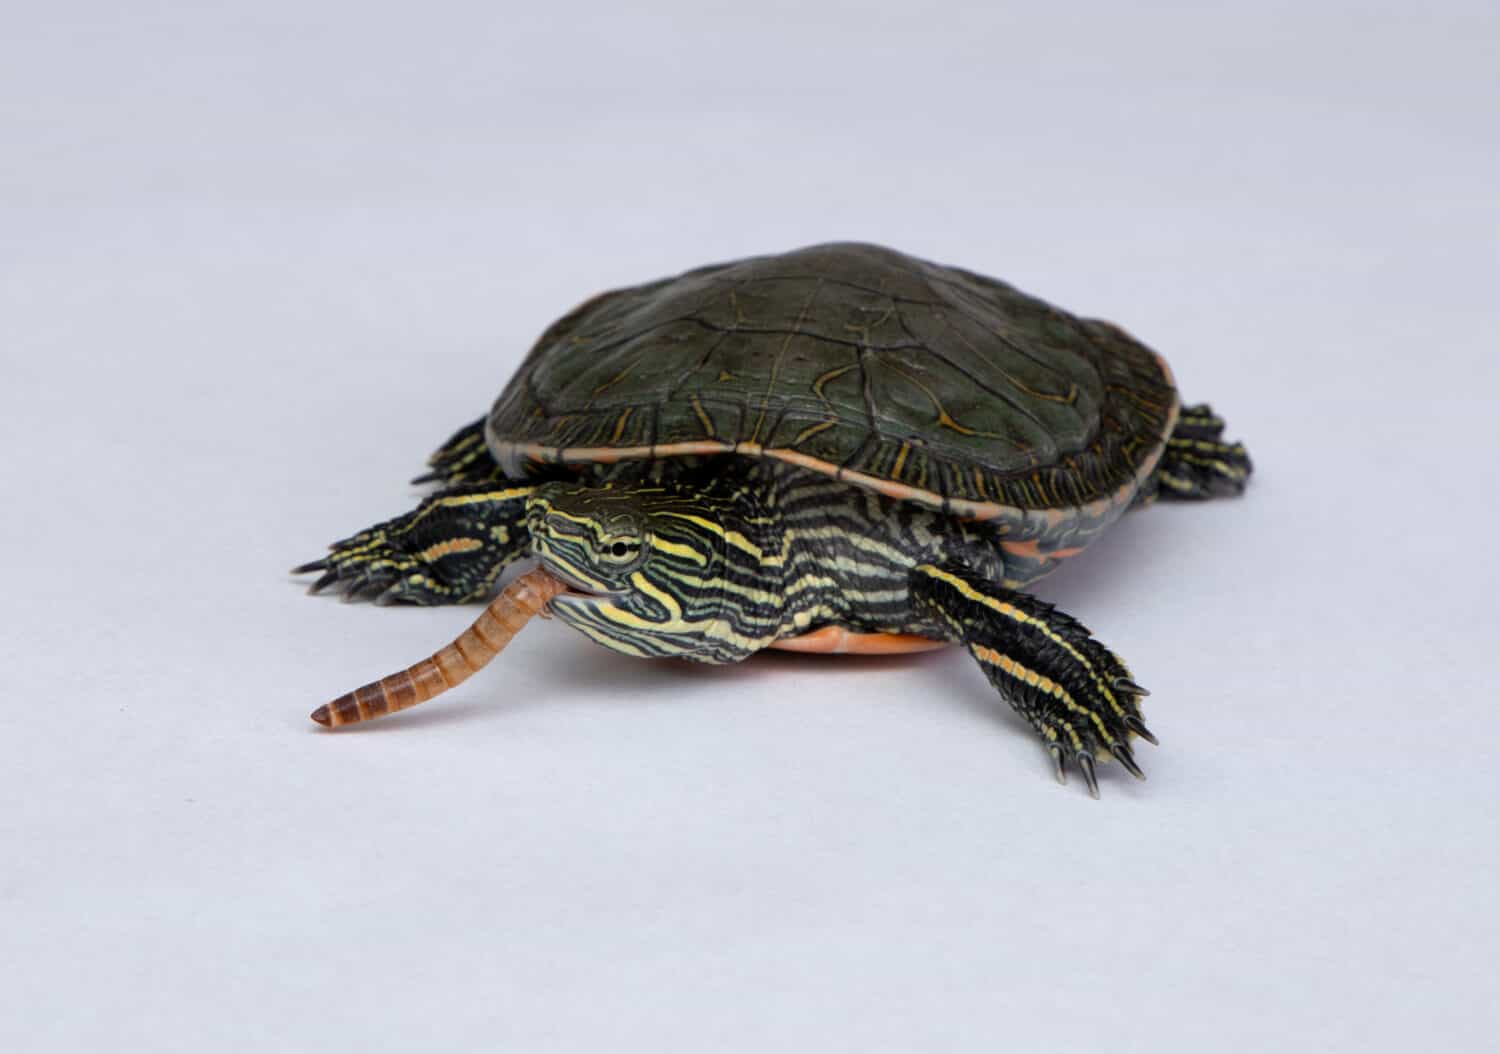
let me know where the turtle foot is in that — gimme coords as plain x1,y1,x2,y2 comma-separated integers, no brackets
294,517,461,605
411,417,507,486
1153,402,1253,499
912,563,1157,798
293,484,536,605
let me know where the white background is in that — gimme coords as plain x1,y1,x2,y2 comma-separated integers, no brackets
4,3,1498,1051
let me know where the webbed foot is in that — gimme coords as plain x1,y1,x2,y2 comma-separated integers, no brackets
1153,402,1253,499
912,563,1156,797
293,484,534,605
410,418,509,486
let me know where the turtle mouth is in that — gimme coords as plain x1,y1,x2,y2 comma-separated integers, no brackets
537,562,627,607
547,583,632,628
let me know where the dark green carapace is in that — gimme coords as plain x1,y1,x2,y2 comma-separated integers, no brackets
297,243,1251,796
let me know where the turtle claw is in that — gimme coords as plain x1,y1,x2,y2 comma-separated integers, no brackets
373,586,402,606
292,557,329,575
339,578,373,602
1077,753,1101,799
1109,742,1146,780
1051,745,1142,796
1113,677,1150,697
1125,716,1159,746
307,569,340,595
341,570,390,602
1048,744,1068,785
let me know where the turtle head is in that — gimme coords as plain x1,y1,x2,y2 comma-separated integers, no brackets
526,482,775,663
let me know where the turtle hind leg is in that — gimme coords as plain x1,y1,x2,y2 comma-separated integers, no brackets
411,417,508,486
1151,402,1253,500
293,482,535,605
1173,403,1227,441
911,562,1154,798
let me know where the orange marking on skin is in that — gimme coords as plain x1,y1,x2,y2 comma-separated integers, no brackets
999,539,1086,562
418,537,485,562
770,627,948,655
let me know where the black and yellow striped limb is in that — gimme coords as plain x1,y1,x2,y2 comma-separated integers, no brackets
1145,402,1253,502
911,562,1154,797
412,418,510,486
293,482,536,604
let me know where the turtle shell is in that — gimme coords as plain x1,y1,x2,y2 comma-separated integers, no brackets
488,243,1178,530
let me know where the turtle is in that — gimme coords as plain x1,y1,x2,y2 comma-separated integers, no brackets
294,242,1251,796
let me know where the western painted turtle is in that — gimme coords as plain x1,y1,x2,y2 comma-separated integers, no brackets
295,243,1251,796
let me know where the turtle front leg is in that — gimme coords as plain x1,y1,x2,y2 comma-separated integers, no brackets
294,482,536,605
910,562,1155,797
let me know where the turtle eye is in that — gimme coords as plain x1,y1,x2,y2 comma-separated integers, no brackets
597,526,645,566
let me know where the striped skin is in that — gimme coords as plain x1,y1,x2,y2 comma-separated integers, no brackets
526,462,1013,664
294,483,536,604
518,461,1153,792
1137,404,1254,504
412,418,513,486
909,563,1151,795
527,478,757,662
